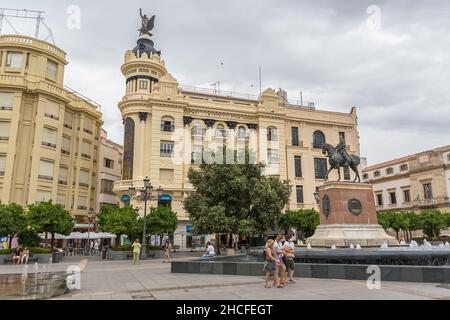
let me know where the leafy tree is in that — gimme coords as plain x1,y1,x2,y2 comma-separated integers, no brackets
97,204,138,247
279,209,320,241
404,211,420,242
27,201,74,248
418,209,446,239
0,203,27,248
17,228,40,247
184,151,291,251
389,212,409,240
377,211,392,231
147,206,178,245
442,212,450,228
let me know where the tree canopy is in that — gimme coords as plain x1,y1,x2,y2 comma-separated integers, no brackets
418,209,446,239
278,209,320,240
184,158,291,237
27,201,74,247
0,203,28,248
97,204,138,246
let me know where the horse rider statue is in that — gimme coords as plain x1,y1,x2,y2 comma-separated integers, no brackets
335,136,352,169
322,139,361,182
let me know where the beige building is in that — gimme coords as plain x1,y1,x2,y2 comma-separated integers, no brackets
362,145,450,212
97,128,123,212
0,35,103,224
113,30,360,249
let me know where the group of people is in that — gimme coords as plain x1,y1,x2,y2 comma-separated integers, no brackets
263,234,296,288
12,246,30,265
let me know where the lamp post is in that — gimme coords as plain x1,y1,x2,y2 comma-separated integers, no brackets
86,212,94,256
128,177,163,258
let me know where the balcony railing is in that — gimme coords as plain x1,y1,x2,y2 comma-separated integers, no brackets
0,105,13,110
413,198,450,207
161,123,175,132
44,113,59,120
77,206,87,210
42,141,56,148
83,128,93,134
61,149,70,155
79,182,89,188
58,180,67,185
0,136,9,141
64,123,72,129
81,153,91,159
38,175,53,181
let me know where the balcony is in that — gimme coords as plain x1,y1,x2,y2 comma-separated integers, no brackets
412,197,450,208
77,205,87,210
79,182,89,188
44,113,59,120
38,175,53,181
0,136,9,141
58,180,67,185
81,153,91,159
161,123,175,132
61,149,70,155
64,124,72,129
42,141,56,148
0,105,13,110
83,128,93,134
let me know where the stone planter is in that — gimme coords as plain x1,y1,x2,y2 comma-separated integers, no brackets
34,253,53,264
146,250,164,259
107,249,132,260
0,254,12,265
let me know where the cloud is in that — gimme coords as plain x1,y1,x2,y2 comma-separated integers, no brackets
3,0,449,164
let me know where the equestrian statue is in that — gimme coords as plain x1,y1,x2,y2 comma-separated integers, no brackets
321,136,361,182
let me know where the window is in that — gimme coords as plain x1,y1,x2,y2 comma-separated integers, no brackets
57,194,66,207
312,130,325,148
38,160,54,180
191,123,203,136
64,112,73,129
123,118,135,180
191,145,203,164
58,167,68,185
36,190,52,203
296,185,304,203
160,169,174,184
363,173,369,180
403,189,411,203
0,121,10,140
374,170,381,177
294,156,302,177
160,141,174,157
0,92,14,110
376,193,383,206
386,167,394,175
79,170,90,187
103,158,114,169
160,116,174,132
344,166,350,180
423,183,433,200
100,179,114,194
267,127,278,141
81,141,91,158
291,127,299,146
314,158,327,179
44,100,59,120
237,126,246,139
42,127,57,148
215,124,226,138
6,52,22,68
389,191,397,205
339,131,346,143
400,164,408,172
46,60,58,78
139,80,148,89
61,136,71,154
83,117,93,134
0,154,6,176
267,149,279,164
77,196,87,210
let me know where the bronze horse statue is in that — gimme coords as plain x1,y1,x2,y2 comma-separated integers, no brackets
321,143,361,182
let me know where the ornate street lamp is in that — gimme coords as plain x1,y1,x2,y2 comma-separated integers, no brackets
128,177,163,258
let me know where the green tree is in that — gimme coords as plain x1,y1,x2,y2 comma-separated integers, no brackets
27,201,74,248
184,152,291,251
17,228,41,247
442,212,450,228
377,211,392,231
279,209,320,241
0,203,27,249
390,212,409,240
404,211,420,242
97,204,138,247
418,209,446,239
147,206,178,245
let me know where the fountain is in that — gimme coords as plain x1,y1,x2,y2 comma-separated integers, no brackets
356,244,362,250
306,243,312,250
380,242,388,249
349,243,355,249
331,245,336,250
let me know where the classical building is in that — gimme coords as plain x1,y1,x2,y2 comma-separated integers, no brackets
96,128,123,212
113,21,360,249
0,35,103,224
362,145,450,212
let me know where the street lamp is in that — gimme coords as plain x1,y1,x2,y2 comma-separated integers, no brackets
128,177,163,258
313,190,320,204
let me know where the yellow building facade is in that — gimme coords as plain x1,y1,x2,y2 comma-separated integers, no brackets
113,32,360,247
0,35,103,224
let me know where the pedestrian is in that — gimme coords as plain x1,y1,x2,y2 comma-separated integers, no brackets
94,240,100,256
263,239,280,288
20,247,30,264
131,239,142,265
163,240,172,263
12,246,21,264
273,234,287,287
284,235,296,283
202,242,215,258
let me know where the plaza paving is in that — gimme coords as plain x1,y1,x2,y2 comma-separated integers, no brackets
1,256,449,300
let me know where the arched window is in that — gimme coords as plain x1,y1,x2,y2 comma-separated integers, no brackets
312,130,325,148
161,116,174,132
123,117,135,180
267,127,278,141
191,121,203,136
215,124,226,138
237,126,246,139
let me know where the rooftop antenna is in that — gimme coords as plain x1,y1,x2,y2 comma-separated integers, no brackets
0,8,55,44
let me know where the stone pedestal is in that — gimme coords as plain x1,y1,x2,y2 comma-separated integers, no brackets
307,182,398,247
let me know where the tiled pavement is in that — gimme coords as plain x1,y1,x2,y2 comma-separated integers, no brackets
1,257,450,300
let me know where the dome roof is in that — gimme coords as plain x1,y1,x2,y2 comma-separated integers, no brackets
132,36,161,58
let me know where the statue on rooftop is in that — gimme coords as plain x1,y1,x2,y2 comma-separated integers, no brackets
139,8,155,37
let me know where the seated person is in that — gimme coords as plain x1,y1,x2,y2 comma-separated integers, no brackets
202,242,215,258
12,247,21,264
20,247,30,264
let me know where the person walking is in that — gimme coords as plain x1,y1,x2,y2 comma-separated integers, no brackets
131,239,142,265
284,235,296,283
263,239,280,288
94,241,100,256
163,240,172,263
273,234,287,287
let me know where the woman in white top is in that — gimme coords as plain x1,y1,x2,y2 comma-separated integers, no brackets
202,242,215,258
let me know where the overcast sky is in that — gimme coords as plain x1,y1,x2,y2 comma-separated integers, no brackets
3,0,450,164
